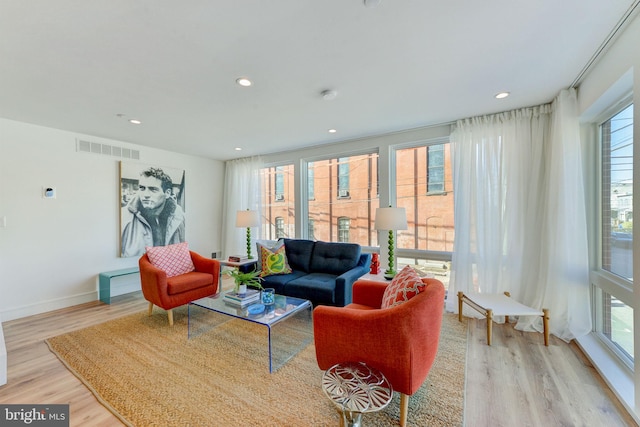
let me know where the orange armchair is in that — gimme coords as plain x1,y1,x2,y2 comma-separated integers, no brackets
313,277,445,426
139,251,220,326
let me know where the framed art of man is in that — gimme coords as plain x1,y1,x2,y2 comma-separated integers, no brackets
120,162,186,257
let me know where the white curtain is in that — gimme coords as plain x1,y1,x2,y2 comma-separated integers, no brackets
221,156,263,259
447,88,591,342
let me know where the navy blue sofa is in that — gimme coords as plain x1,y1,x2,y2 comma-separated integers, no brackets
260,239,371,307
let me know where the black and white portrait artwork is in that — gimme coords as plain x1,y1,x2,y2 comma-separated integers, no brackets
120,161,186,257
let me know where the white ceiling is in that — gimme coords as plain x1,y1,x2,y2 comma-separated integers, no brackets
0,1,638,161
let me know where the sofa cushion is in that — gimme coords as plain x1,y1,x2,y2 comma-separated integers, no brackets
259,244,292,277
283,239,315,273
285,273,338,305
260,271,307,294
146,242,195,278
309,241,361,275
381,265,425,309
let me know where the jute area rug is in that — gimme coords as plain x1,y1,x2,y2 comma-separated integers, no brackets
46,307,467,427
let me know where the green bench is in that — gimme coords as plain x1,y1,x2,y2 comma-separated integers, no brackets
99,267,140,304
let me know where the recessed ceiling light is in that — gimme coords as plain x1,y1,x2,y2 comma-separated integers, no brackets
321,89,338,100
236,77,252,87
235,147,242,151
495,92,510,99
328,129,337,133
129,119,142,125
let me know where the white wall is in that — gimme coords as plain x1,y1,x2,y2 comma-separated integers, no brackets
0,118,224,321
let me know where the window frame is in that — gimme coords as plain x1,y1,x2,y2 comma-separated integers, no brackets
591,96,634,370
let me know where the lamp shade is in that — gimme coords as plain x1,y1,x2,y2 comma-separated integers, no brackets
374,207,408,230
236,210,260,228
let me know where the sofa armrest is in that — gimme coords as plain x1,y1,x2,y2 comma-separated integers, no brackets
335,258,371,306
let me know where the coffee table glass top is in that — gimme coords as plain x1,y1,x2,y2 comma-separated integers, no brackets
189,293,310,326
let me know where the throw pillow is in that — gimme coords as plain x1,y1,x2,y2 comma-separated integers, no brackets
256,239,283,267
381,265,425,309
146,242,195,278
259,244,292,277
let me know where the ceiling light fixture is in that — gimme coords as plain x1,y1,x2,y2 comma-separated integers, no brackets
236,77,252,87
321,89,338,100
495,92,510,99
235,147,242,151
129,119,142,125
328,129,337,133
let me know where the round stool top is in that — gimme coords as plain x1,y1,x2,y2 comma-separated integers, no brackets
322,362,393,414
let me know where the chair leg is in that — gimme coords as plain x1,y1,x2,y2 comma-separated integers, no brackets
147,302,153,316
167,309,174,326
400,393,409,427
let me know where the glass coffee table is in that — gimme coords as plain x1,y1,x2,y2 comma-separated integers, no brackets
188,293,312,373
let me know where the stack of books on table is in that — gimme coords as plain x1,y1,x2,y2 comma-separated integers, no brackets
228,255,249,262
223,289,260,307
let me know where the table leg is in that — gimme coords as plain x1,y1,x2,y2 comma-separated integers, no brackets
486,309,493,346
542,308,550,346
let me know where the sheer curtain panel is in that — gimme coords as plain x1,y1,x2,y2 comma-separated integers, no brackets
448,88,590,342
221,156,263,259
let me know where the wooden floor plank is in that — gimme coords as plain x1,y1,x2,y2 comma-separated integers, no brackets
0,289,637,426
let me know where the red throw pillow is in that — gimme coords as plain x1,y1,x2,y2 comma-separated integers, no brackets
381,265,425,309
146,242,195,278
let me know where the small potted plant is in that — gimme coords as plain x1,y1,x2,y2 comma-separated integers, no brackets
226,268,263,297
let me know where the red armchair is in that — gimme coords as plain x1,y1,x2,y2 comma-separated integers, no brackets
139,251,220,326
313,277,445,426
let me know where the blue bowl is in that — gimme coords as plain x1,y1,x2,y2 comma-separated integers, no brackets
247,304,265,315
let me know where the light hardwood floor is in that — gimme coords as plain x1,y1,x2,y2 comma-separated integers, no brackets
0,289,637,427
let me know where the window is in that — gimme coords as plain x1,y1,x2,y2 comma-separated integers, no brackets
427,144,445,193
338,217,350,242
260,164,295,240
337,157,350,198
306,153,379,245
601,104,633,281
275,217,285,239
308,162,315,200
275,166,285,201
595,102,633,365
308,218,315,240
395,142,454,252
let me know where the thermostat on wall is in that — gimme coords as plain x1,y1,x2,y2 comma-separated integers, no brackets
43,187,56,199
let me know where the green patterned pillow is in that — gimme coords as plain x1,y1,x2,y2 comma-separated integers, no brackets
259,244,292,277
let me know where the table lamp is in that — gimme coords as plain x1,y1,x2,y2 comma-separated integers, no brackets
235,209,260,259
374,207,408,279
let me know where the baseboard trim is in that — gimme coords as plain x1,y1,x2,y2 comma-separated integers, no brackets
0,291,97,322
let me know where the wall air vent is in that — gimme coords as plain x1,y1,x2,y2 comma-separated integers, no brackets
77,139,140,160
